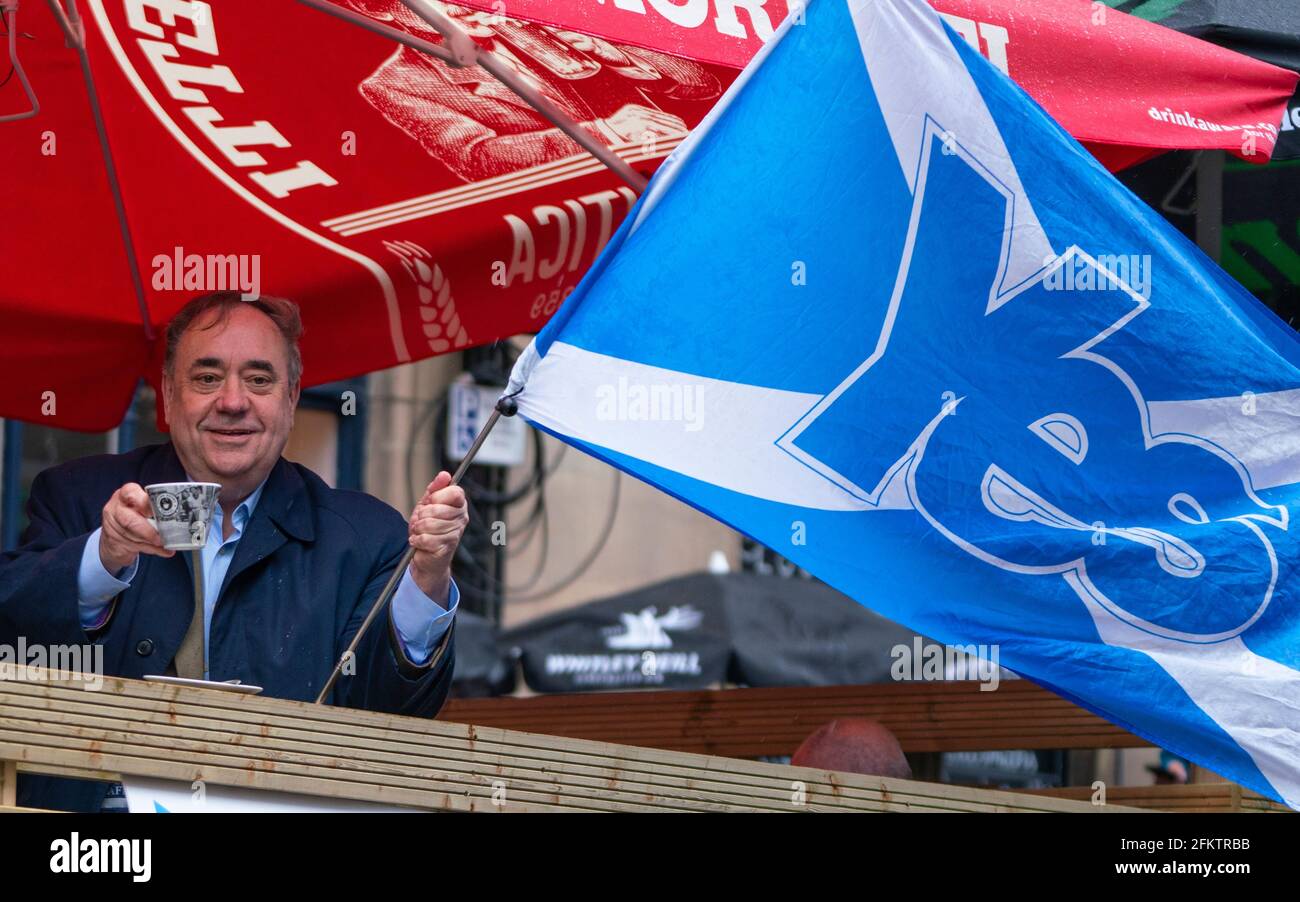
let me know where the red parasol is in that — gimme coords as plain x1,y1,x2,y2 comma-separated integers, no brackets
0,0,1293,430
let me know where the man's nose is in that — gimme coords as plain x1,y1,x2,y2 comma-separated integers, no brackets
216,379,251,413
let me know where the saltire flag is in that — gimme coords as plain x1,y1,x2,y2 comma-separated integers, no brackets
505,0,1300,806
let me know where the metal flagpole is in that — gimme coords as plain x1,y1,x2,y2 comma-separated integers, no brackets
296,0,650,193
314,394,518,704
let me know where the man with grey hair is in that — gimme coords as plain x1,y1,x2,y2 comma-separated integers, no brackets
0,291,467,812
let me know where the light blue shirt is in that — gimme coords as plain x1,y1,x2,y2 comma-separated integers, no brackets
77,478,457,677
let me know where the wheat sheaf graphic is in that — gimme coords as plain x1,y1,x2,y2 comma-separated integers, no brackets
383,239,471,354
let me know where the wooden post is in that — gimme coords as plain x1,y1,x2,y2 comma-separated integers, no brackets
1,759,16,807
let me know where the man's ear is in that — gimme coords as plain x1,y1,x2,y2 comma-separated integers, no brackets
160,372,173,426
289,382,301,423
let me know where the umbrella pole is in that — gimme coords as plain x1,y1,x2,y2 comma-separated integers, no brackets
296,0,649,194
47,0,155,340
314,394,519,704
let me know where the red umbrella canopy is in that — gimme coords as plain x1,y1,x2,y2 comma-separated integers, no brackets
447,0,1298,168
0,0,731,430
0,0,1294,431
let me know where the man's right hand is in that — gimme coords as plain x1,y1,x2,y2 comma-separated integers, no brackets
99,483,173,574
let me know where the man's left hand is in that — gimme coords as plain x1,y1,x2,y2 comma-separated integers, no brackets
407,471,468,605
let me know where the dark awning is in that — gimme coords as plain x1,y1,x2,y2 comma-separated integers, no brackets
500,572,932,693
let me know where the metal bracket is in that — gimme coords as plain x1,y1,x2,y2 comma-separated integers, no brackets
0,3,40,123
296,0,458,66
401,0,477,67
297,0,649,193
43,0,83,49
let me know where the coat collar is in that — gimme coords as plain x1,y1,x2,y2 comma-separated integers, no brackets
139,443,314,543
139,444,315,597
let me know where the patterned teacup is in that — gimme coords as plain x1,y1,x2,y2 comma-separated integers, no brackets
144,482,221,551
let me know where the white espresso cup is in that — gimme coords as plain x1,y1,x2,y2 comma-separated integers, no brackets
144,482,221,551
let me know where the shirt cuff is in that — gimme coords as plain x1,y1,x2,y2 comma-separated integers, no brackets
77,527,138,630
390,568,459,666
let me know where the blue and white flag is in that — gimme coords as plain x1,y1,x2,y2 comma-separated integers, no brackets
506,0,1300,805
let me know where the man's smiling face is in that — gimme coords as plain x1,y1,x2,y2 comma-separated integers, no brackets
163,303,300,499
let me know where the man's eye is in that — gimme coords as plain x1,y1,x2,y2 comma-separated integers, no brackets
196,374,221,386
248,376,273,389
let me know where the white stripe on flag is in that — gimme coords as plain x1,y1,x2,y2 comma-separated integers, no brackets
516,342,1300,507
1076,581,1300,809
1150,390,1300,491
849,0,1054,300
515,342,895,511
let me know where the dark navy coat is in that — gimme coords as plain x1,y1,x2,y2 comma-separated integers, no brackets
0,442,456,812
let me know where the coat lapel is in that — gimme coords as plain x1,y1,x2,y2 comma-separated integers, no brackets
138,442,189,488
135,444,315,600
218,456,315,598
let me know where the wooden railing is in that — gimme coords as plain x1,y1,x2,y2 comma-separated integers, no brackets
0,670,1121,813
440,683,1297,813
1014,784,1290,813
